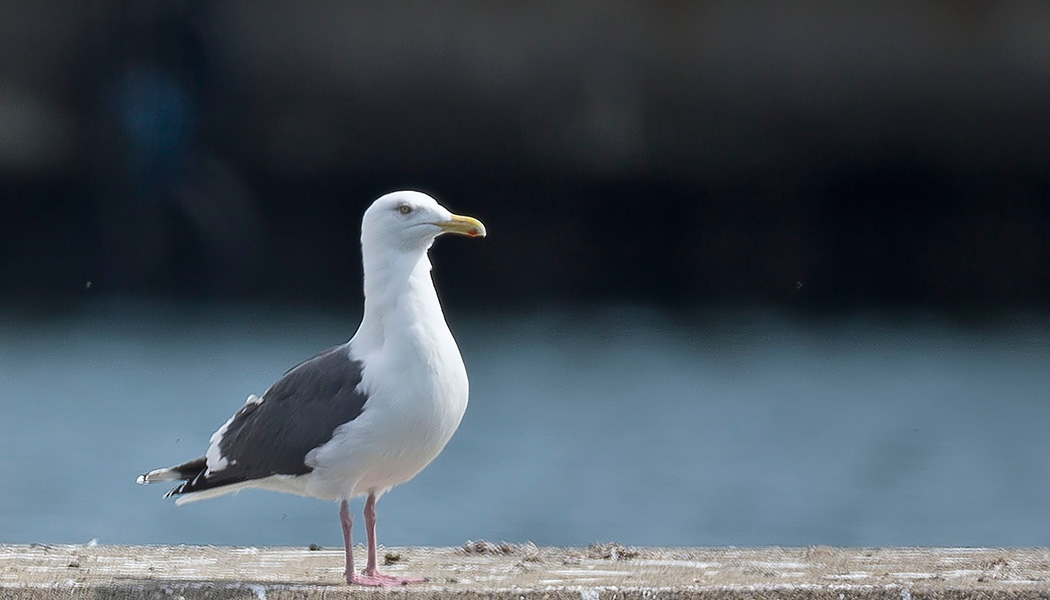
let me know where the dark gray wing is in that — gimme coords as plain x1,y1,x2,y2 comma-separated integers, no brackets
166,345,368,497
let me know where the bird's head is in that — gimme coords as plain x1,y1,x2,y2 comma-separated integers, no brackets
361,191,486,254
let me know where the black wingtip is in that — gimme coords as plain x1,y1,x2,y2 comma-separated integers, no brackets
171,457,208,480
162,482,187,498
162,459,252,498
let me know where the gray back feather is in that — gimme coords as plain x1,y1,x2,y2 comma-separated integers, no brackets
213,345,368,481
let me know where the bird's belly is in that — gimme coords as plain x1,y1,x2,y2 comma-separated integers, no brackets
304,384,467,500
351,436,448,493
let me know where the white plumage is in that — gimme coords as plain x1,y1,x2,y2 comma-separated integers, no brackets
137,191,486,586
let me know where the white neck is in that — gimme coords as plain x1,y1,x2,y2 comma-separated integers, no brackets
350,244,452,356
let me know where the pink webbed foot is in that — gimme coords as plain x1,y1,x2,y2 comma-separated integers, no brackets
346,569,426,587
341,492,426,586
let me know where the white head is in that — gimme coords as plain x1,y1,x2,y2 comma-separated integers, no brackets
361,191,486,256
355,191,486,348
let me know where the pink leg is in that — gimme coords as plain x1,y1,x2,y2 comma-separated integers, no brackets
339,494,424,586
361,492,425,585
339,500,357,584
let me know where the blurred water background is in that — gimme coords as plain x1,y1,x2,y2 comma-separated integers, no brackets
3,2,1050,548
2,299,1048,547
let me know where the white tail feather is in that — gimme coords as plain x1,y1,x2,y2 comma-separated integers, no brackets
172,481,254,505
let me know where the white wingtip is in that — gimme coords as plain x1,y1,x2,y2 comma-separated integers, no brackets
137,467,181,485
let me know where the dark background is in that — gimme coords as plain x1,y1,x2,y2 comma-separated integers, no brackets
3,2,1049,317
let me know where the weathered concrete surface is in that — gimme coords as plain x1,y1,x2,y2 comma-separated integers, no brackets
2,543,1049,599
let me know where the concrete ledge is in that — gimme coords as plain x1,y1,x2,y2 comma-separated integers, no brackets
2,544,1049,599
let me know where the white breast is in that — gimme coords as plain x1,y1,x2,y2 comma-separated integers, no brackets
303,323,469,501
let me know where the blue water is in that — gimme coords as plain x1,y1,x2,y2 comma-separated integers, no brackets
2,300,1049,547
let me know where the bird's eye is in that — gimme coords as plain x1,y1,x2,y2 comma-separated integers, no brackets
397,204,413,215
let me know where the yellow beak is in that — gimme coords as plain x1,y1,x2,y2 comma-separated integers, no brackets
436,214,487,238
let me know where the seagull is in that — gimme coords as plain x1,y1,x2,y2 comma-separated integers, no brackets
137,191,486,586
